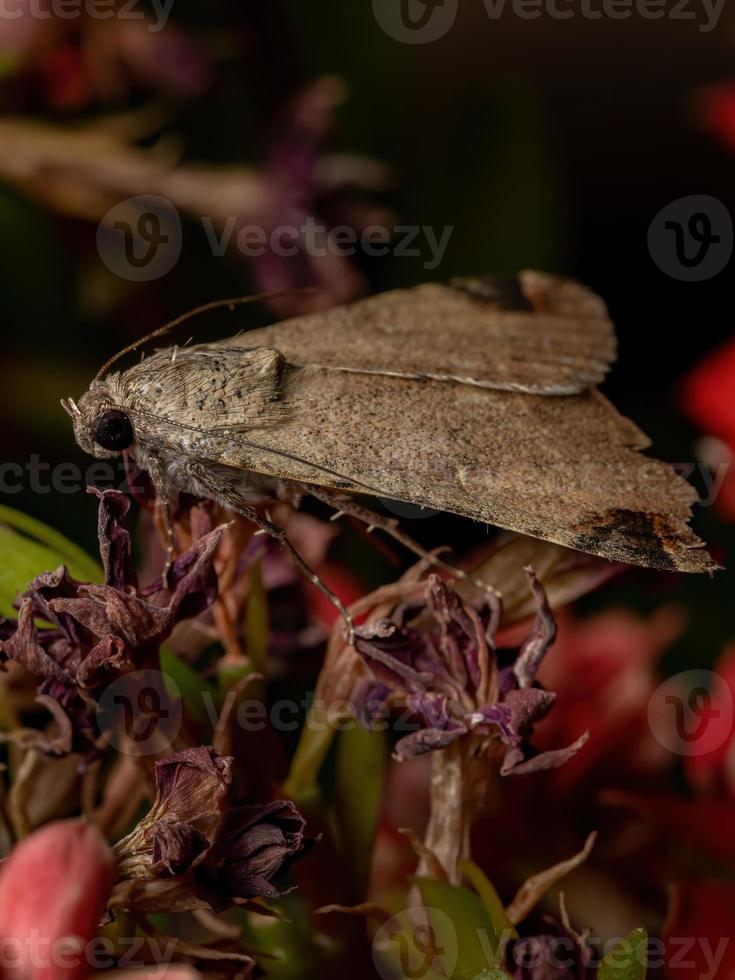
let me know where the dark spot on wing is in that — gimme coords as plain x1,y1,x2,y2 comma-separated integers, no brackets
572,508,678,570
448,275,533,311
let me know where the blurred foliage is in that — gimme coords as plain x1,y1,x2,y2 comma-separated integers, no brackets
0,505,101,616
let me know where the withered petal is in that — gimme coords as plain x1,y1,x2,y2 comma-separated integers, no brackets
88,487,138,592
0,600,71,683
152,820,210,875
502,730,590,776
513,568,558,689
393,726,462,761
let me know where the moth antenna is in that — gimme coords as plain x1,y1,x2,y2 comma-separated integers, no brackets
92,287,318,384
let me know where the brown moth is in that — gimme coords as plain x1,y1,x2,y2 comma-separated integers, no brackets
62,271,714,624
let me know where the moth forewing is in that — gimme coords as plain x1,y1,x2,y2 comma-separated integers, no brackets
119,346,289,431
68,272,715,618
219,271,618,396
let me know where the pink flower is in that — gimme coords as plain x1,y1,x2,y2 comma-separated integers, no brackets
0,820,113,980
0,819,200,980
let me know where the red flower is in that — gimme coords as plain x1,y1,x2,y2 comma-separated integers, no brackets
534,604,685,790
693,81,735,155
681,337,735,519
685,645,735,798
663,880,735,979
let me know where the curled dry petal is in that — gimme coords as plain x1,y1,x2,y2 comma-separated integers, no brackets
505,831,598,926
0,600,70,682
513,568,558,689
501,731,590,777
88,487,137,591
153,747,233,827
0,819,114,980
115,747,233,880
152,822,209,876
393,726,464,761
17,694,74,756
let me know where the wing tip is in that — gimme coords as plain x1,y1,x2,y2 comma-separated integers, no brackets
570,507,717,575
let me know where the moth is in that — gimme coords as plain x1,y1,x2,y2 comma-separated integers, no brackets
63,271,714,628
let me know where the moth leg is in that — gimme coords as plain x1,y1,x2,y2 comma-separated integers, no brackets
146,455,176,586
303,484,501,601
188,464,355,645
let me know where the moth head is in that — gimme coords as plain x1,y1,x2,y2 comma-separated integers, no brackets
62,383,136,459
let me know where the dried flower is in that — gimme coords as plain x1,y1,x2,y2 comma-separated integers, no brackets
0,489,226,759
114,747,233,880
348,570,589,883
194,801,308,912
112,747,309,915
353,571,587,775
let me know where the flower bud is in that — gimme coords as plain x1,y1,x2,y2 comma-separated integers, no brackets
0,820,114,980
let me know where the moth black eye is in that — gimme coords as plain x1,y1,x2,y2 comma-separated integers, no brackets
93,410,134,452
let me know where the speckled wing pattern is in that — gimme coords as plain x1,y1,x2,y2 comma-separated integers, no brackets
129,272,713,573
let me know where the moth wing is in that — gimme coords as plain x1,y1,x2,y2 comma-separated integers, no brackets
222,271,617,396
119,345,289,430
212,367,713,574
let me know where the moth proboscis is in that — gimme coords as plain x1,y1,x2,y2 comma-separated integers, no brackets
64,271,715,639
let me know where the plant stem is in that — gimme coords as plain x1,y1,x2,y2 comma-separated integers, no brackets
419,738,491,884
